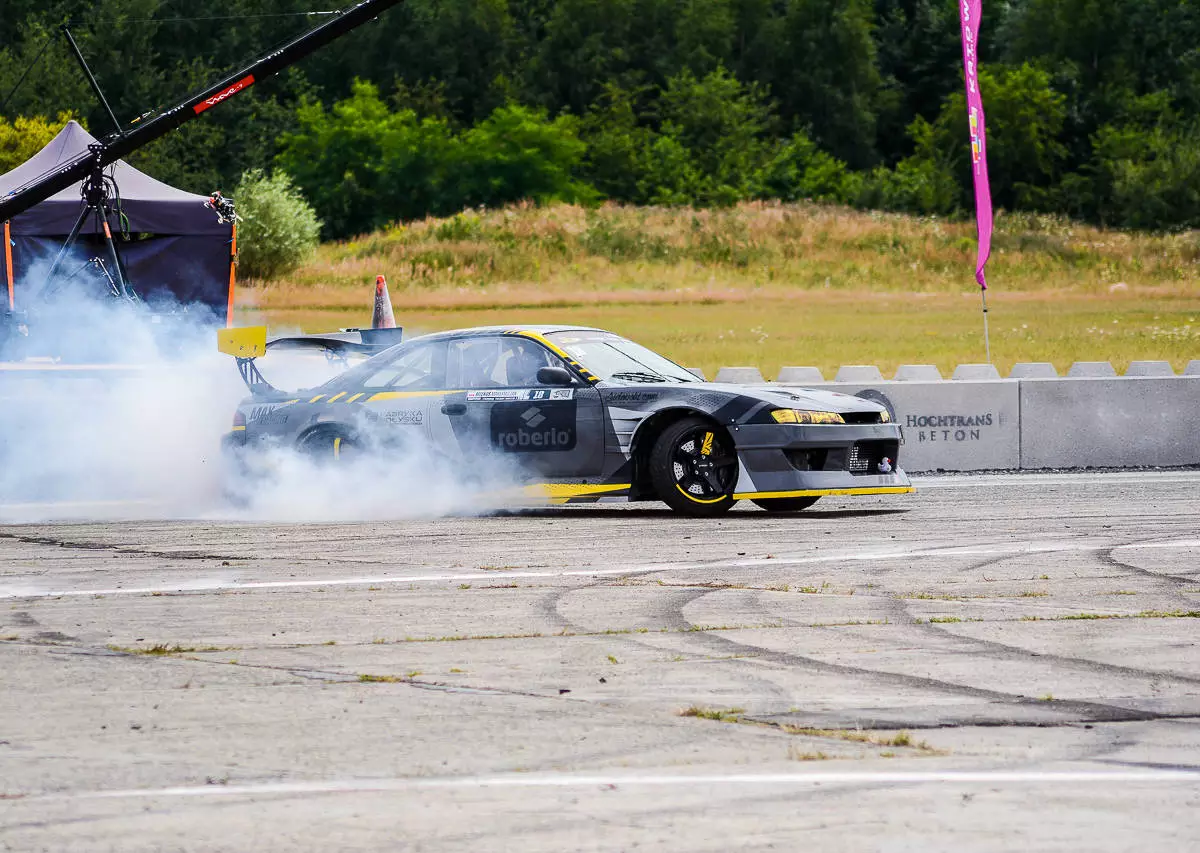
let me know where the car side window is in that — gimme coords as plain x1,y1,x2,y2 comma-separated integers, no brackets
446,336,569,388
361,340,446,389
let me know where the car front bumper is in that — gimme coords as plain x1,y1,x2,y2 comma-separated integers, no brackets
730,423,913,499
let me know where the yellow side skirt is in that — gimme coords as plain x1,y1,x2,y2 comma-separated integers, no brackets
523,483,632,504
732,486,915,500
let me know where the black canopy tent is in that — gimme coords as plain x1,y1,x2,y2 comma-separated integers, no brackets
0,121,234,323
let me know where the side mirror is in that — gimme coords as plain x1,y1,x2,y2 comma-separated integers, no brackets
537,366,574,386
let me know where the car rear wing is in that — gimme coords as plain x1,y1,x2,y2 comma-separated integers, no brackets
217,325,404,394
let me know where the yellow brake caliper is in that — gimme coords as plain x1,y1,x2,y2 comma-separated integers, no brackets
700,432,714,457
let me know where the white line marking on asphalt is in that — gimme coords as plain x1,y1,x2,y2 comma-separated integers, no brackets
645,538,1200,573
913,471,1200,488
1,538,1196,601
27,770,1200,802
0,567,643,600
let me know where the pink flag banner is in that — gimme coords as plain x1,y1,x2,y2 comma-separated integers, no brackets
959,0,992,290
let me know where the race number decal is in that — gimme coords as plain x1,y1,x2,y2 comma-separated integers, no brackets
466,389,574,402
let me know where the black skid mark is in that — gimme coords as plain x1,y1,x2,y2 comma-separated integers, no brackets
1098,545,1199,587
879,550,1200,689
671,600,1189,726
0,531,244,563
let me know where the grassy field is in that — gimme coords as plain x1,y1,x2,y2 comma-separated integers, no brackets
241,202,1200,378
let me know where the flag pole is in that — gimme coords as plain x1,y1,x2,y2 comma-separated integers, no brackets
981,288,990,363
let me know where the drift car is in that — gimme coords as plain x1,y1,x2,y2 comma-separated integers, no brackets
219,325,912,516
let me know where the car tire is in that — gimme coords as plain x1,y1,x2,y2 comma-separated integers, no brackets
648,416,738,516
751,496,820,513
297,427,359,464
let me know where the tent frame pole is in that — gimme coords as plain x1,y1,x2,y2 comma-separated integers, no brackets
4,220,12,311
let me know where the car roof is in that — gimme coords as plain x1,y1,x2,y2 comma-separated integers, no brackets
408,324,607,342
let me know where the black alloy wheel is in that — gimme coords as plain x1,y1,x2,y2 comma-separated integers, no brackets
298,427,359,464
649,416,738,516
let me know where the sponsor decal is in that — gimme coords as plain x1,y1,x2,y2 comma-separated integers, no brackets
193,75,255,114
384,409,424,426
491,401,577,453
466,388,573,402
248,404,289,427
857,388,997,444
606,390,657,405
906,412,995,443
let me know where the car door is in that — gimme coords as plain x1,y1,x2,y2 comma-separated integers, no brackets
428,333,605,478
352,338,447,449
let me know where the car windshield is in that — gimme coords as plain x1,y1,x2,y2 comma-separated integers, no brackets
547,331,698,383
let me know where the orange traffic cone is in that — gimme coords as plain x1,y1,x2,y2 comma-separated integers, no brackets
372,274,396,329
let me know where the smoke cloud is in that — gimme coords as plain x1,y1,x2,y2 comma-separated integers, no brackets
0,256,522,523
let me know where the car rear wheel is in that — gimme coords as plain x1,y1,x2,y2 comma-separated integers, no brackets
649,416,738,516
751,496,820,513
298,427,359,464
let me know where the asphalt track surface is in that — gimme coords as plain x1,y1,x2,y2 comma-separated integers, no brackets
2,471,1199,851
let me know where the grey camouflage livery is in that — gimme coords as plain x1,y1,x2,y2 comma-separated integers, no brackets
223,325,913,515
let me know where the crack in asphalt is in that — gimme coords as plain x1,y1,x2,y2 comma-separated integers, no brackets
0,531,245,564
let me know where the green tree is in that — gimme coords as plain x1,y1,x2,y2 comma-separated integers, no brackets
771,0,884,168
872,0,962,164
454,104,595,208
528,0,641,115
651,66,775,204
917,63,1068,211
277,82,593,236
276,81,456,237
578,84,657,201
0,113,76,174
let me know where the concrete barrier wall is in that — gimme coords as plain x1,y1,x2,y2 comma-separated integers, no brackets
1019,377,1200,469
757,360,1199,472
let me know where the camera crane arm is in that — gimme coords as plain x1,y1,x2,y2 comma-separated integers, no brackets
0,0,404,225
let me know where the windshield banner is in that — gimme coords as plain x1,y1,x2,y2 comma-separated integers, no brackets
959,0,992,291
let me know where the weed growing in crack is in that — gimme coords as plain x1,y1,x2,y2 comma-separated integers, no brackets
678,706,744,722
787,746,831,761
107,643,233,655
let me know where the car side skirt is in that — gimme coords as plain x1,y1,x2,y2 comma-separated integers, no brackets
525,482,632,504
731,486,915,500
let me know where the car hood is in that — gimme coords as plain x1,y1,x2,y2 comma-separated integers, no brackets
688,382,885,414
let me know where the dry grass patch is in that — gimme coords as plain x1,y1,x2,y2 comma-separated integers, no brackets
243,202,1200,376
782,726,941,754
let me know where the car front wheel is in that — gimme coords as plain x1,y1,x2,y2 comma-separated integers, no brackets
648,416,738,516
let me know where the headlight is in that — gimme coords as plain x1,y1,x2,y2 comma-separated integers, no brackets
771,409,846,425
879,409,891,423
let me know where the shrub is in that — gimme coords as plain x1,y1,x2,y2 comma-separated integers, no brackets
233,169,322,280
760,131,861,204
